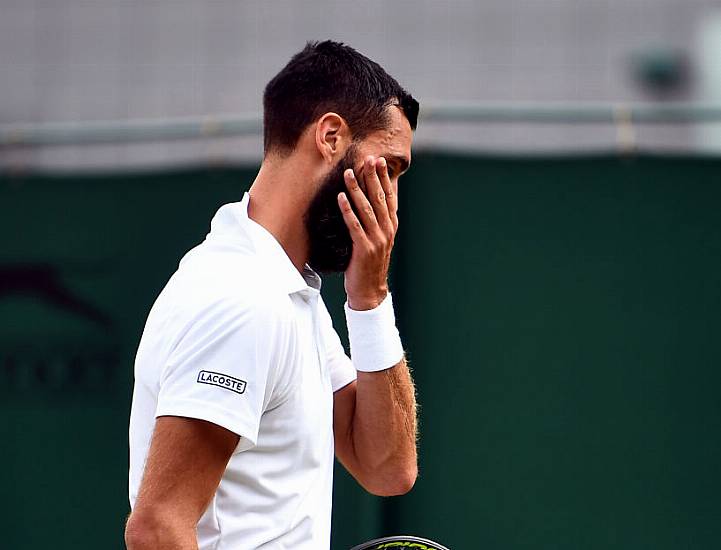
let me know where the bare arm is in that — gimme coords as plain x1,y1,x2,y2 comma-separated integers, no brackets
334,361,417,496
125,416,239,550
333,154,418,496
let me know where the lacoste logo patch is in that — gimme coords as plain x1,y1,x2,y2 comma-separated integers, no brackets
197,370,247,394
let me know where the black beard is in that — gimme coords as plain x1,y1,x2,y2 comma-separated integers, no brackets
305,146,359,273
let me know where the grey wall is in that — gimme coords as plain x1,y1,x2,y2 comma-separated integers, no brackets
1,0,718,169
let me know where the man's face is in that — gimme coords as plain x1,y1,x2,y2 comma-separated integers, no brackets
305,106,414,273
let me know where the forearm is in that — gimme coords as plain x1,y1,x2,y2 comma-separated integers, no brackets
350,357,418,494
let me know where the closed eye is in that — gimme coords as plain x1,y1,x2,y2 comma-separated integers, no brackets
386,155,411,178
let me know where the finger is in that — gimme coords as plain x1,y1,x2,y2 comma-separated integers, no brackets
375,156,398,231
337,192,368,245
363,156,392,234
344,166,378,230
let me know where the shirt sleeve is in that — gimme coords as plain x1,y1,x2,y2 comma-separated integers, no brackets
317,298,357,392
155,297,278,452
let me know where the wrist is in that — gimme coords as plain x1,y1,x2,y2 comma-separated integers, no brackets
347,287,388,312
344,292,404,372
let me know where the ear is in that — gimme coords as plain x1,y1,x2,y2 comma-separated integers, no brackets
314,112,350,163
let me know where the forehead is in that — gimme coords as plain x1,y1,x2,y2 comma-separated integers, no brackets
359,105,413,160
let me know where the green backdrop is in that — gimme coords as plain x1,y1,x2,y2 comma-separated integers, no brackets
1,153,720,549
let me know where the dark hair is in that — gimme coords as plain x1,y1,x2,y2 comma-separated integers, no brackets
262,40,419,155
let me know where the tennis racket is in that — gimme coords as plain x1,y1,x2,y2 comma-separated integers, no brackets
350,535,450,550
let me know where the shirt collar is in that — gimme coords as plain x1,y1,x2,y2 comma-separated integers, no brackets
207,193,321,296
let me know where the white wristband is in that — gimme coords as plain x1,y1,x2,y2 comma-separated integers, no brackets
344,292,404,372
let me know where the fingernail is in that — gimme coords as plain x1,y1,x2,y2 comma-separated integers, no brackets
378,157,386,167
344,168,354,178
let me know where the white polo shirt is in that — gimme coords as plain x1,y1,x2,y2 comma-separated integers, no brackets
128,193,357,549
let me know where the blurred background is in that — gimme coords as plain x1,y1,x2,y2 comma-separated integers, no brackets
1,1,720,549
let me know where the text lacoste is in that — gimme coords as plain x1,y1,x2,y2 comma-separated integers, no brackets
197,370,247,394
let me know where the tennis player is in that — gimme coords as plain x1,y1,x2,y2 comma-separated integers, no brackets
125,40,419,549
